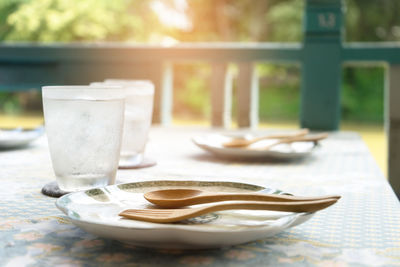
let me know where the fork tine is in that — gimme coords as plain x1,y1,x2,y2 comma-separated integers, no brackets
119,210,175,220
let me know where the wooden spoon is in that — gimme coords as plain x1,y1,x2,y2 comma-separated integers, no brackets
251,132,329,151
120,198,339,223
144,188,340,208
222,129,310,148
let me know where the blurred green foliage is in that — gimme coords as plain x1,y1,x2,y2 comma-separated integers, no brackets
257,64,301,121
0,0,397,124
173,63,211,120
342,67,384,122
0,92,21,114
1,0,157,42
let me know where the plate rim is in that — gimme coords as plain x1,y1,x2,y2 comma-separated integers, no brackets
56,180,312,233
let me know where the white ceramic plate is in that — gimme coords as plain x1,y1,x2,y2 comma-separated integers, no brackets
56,180,314,249
0,126,44,149
192,134,317,160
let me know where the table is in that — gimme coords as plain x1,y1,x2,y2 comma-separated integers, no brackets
1,127,400,266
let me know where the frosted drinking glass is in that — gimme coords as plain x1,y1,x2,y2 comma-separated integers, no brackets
101,80,154,167
42,86,125,191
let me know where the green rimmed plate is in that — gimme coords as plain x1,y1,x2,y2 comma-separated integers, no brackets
56,180,314,249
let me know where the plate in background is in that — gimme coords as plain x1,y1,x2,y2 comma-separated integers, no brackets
0,126,44,149
192,134,318,160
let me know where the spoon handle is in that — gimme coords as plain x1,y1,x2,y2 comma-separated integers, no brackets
150,192,340,208
196,198,337,215
251,132,329,151
201,192,339,202
251,128,309,143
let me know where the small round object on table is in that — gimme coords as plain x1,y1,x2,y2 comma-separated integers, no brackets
42,158,157,197
42,181,70,198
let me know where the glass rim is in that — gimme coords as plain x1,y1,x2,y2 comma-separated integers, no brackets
104,79,153,84
42,85,126,100
102,80,154,89
42,85,123,90
90,81,155,95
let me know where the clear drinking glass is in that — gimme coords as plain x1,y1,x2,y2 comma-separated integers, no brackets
42,85,125,191
100,80,155,167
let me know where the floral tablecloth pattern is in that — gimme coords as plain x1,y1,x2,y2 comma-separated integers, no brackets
1,127,399,266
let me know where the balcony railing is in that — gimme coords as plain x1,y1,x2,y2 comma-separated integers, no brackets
1,0,400,196
0,42,303,127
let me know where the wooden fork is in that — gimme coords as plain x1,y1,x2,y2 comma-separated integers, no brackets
119,198,338,223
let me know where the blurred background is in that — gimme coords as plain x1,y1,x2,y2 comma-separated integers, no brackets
1,0,398,173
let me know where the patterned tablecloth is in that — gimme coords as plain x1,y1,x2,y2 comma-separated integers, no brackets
1,127,399,267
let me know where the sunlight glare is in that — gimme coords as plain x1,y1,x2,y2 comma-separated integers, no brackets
151,0,192,31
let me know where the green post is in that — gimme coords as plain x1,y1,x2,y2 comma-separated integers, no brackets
300,0,343,130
